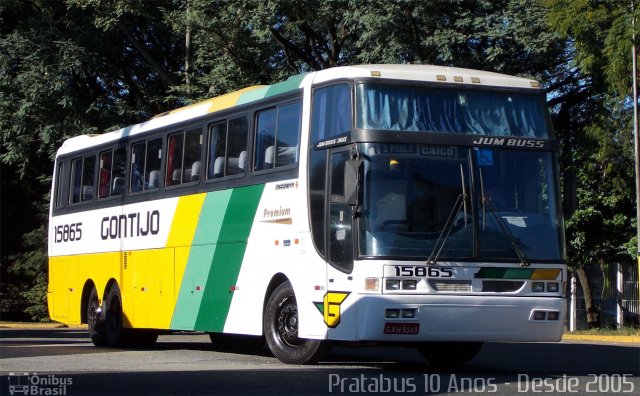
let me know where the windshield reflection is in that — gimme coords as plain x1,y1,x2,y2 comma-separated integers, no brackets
358,144,564,262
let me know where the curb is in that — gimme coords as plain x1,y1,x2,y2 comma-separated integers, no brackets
0,322,85,329
562,334,640,344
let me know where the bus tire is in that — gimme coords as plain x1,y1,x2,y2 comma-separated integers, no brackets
104,283,128,347
87,287,107,346
417,341,483,367
263,281,328,364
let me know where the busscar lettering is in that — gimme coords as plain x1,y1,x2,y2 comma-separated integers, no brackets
101,210,160,240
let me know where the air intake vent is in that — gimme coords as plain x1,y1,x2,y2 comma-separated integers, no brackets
482,280,524,293
429,280,472,292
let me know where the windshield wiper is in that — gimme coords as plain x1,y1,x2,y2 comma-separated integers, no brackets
479,169,529,267
426,165,468,265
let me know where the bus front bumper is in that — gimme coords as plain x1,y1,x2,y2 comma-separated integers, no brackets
351,294,566,343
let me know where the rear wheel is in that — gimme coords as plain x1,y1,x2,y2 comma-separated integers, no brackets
87,287,107,346
104,284,128,347
418,342,483,367
263,281,328,364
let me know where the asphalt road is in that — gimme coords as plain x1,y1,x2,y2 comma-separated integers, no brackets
0,327,638,395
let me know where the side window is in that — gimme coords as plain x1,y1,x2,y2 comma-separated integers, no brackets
167,128,203,186
207,121,227,179
226,117,248,175
130,138,162,193
254,102,301,171
184,128,202,182
311,84,351,144
98,150,112,199
328,150,354,272
98,147,127,198
207,116,248,179
166,132,184,186
54,161,65,208
111,147,126,196
69,155,96,204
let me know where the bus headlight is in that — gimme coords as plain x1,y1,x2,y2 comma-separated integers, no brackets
531,282,545,292
386,279,400,290
385,308,400,318
546,282,559,292
402,280,417,290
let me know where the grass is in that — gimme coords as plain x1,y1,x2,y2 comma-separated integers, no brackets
567,327,640,336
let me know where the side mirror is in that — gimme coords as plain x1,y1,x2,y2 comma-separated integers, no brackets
344,159,361,206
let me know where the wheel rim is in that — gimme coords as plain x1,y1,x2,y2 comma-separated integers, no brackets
276,296,302,347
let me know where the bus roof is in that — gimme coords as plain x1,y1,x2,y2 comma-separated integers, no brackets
57,64,542,156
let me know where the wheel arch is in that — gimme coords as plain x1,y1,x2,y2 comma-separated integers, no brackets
262,273,290,316
80,279,97,324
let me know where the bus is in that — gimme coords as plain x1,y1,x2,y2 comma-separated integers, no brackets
48,64,566,365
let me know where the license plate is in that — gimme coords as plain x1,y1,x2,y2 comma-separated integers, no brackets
383,322,420,335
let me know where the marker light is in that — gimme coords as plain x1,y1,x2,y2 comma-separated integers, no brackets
386,279,400,290
365,277,379,291
547,311,559,321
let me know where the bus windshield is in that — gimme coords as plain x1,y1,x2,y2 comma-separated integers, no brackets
358,143,564,262
356,84,551,138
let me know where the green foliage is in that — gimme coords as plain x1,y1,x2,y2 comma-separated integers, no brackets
0,0,636,321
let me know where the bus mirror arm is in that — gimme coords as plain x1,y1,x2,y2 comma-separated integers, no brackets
344,159,362,207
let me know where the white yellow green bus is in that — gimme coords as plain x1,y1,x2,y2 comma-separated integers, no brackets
48,64,566,365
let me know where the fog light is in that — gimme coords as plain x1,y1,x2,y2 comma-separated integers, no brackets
533,310,546,320
365,277,379,291
532,282,545,292
547,311,559,321
546,282,559,292
386,279,400,290
402,280,417,290
385,308,400,318
401,309,415,318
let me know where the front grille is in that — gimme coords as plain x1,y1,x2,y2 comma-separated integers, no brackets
429,280,472,292
482,280,524,292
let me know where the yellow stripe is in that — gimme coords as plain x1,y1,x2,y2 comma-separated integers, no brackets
531,268,561,280
166,193,207,316
205,85,266,114
166,193,206,247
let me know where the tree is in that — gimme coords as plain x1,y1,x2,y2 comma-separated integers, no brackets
544,0,637,327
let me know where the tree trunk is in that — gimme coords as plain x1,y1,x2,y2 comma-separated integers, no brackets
185,25,191,86
576,266,600,328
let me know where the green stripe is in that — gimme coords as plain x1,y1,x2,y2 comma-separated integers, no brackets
170,190,232,329
194,184,265,331
235,73,307,105
475,268,535,279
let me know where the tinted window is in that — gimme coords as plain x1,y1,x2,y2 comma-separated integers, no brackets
207,116,248,179
69,155,96,203
255,102,301,171
311,84,351,144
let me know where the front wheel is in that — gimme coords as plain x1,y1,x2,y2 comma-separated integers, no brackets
418,342,483,367
263,281,328,364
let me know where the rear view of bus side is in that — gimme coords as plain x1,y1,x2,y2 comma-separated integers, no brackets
48,64,566,365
